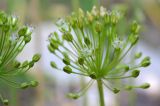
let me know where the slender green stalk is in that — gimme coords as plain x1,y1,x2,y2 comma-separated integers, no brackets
97,79,105,106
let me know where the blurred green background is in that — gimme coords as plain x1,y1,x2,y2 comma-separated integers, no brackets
0,0,160,106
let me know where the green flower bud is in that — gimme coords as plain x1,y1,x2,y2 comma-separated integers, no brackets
141,56,151,67
63,33,73,42
140,83,150,89
13,60,21,68
125,86,133,90
3,99,9,105
22,60,29,67
50,61,57,68
135,52,142,59
124,66,130,72
84,37,91,46
50,39,59,49
32,54,41,62
24,35,31,43
63,58,70,65
129,34,139,45
95,22,101,33
63,66,72,74
113,88,120,94
131,21,140,34
2,25,10,32
20,82,29,89
18,27,32,37
67,93,79,99
29,61,34,68
87,11,93,23
48,45,55,53
89,73,96,79
30,81,39,87
131,70,140,78
78,57,84,65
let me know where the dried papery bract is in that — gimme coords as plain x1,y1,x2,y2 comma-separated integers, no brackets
0,11,41,105
49,6,151,106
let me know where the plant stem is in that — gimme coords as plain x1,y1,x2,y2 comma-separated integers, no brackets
97,79,105,106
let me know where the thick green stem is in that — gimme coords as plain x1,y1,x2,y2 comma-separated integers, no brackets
97,80,105,106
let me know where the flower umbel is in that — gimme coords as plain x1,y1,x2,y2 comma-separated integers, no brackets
0,11,40,105
49,6,150,102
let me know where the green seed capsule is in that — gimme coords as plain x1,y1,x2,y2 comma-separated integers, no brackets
20,82,29,89
18,27,27,36
63,66,72,74
13,60,21,68
78,57,84,65
131,70,140,78
24,35,31,43
89,73,96,79
84,37,91,46
67,93,79,99
48,45,55,53
125,86,133,90
135,52,142,59
63,33,73,42
113,88,120,94
22,60,29,67
63,58,70,65
131,21,140,34
50,61,57,68
141,56,151,67
32,54,41,62
3,99,9,105
140,83,150,89
30,81,39,87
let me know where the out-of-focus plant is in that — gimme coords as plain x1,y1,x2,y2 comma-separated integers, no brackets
48,6,151,106
0,11,40,105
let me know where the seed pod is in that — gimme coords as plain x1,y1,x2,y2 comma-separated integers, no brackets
63,66,72,74
131,70,140,78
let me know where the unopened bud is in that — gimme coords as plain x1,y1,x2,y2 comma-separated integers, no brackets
131,70,140,78
63,66,72,74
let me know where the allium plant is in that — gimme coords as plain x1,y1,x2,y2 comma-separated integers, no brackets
48,6,151,106
0,11,40,105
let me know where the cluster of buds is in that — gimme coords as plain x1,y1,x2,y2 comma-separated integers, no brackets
0,11,40,105
49,6,150,99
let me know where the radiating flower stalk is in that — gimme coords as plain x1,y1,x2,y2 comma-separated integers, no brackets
48,6,151,106
0,11,40,105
